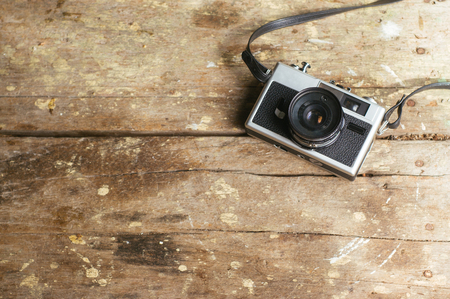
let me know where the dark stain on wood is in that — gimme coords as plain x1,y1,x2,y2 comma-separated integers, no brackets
115,234,180,267
1,138,200,204
192,1,240,29
56,0,66,9
155,214,189,223
106,211,146,222
52,206,85,227
62,12,83,23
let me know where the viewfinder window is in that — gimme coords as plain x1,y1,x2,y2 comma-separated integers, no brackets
342,96,369,116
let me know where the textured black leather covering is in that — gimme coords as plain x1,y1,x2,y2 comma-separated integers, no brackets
252,82,372,167
253,82,297,139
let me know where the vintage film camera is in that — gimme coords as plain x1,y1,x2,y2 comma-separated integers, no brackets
245,62,385,181
242,0,449,180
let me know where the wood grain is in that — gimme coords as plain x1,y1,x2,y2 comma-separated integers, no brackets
2,0,450,297
2,137,449,241
1,0,449,136
1,233,449,298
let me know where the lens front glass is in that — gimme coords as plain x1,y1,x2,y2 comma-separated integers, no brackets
301,103,328,130
288,88,343,145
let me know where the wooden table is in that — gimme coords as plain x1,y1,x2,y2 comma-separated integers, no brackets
2,0,450,298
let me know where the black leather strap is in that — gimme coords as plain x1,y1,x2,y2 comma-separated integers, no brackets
242,0,403,83
382,82,450,131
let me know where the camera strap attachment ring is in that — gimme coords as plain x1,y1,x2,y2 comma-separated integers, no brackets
377,120,389,136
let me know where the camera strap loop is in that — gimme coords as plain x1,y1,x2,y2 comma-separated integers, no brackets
377,82,450,135
242,0,404,83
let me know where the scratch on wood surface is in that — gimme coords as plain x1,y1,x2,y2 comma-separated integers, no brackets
379,243,401,268
347,68,357,76
328,238,370,265
380,64,405,86
416,182,420,202
308,38,334,45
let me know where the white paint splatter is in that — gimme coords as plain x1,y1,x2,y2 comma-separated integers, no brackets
98,279,108,287
19,274,39,288
421,123,426,131
128,221,142,228
206,61,218,68
353,212,366,222
220,213,238,225
380,64,405,86
328,270,340,278
209,178,240,200
86,267,99,278
20,259,34,272
374,285,392,294
178,265,188,272
97,185,109,196
380,21,402,40
231,261,241,269
386,197,391,204
347,68,358,76
328,238,370,264
308,39,334,44
242,279,255,294
34,98,50,110
69,235,86,245
186,116,212,131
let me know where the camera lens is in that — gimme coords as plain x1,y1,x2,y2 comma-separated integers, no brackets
288,88,344,148
303,105,327,129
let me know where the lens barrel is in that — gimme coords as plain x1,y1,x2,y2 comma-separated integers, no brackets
288,88,344,148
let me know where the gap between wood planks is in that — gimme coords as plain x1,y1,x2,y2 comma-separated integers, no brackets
380,133,450,141
2,230,450,244
8,168,448,184
3,130,450,140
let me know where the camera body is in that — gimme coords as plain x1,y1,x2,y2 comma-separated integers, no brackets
245,62,385,181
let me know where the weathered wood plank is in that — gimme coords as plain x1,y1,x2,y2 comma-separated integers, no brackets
1,0,449,135
1,88,449,136
1,0,449,94
1,136,448,177
1,233,449,298
2,137,450,241
2,171,449,241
